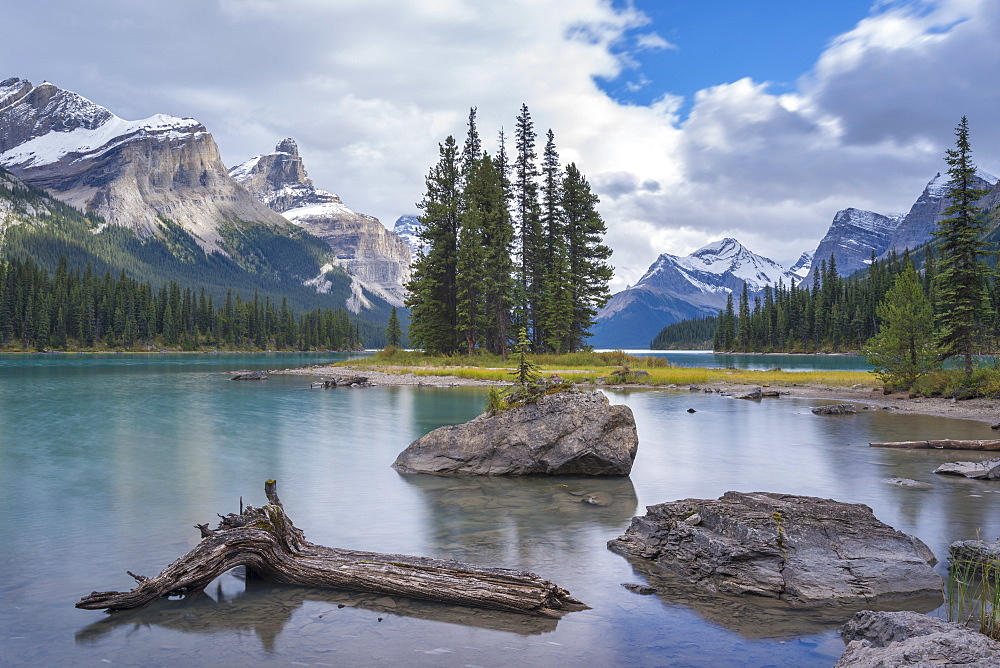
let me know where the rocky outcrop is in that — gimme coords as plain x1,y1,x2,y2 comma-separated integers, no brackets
608,491,942,607
392,390,638,476
0,77,291,253
812,404,857,415
934,457,1000,480
230,139,411,308
835,610,1000,667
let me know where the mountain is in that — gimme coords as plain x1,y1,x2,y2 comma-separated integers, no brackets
0,76,395,338
788,251,813,279
803,208,902,283
591,238,797,348
392,215,425,259
881,170,997,258
230,139,411,309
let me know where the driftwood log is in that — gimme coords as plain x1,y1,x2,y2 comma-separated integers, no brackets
76,481,586,617
870,440,1000,451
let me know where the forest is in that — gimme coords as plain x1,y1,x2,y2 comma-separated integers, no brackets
0,256,363,351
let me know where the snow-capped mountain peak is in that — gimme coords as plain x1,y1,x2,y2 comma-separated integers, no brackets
637,238,795,294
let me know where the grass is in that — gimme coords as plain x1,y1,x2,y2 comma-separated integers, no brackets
947,547,1000,640
337,349,873,388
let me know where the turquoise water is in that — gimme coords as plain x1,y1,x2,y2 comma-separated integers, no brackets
1,353,999,667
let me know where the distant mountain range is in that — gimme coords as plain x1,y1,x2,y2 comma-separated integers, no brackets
591,238,801,348
593,170,1000,349
0,76,412,335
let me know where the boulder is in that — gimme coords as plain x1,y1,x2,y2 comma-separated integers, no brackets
732,386,762,400
392,391,638,476
231,370,267,380
934,457,1000,480
835,610,1000,667
812,403,857,415
607,491,942,607
950,538,1000,573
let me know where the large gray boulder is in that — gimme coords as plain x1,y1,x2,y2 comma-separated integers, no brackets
392,390,638,476
934,457,1000,480
608,491,942,607
836,610,1000,667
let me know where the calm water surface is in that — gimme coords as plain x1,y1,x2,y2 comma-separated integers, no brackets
1,353,999,667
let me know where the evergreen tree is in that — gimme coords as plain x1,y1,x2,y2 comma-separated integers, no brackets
537,129,572,352
513,104,541,342
406,136,461,354
932,116,992,375
560,163,612,351
863,263,939,389
385,306,403,348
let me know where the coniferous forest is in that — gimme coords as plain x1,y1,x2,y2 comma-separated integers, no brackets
0,256,362,351
406,106,613,356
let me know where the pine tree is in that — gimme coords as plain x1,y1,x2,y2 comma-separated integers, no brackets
406,136,461,354
537,129,572,352
932,116,991,375
385,306,403,348
863,263,939,389
513,104,541,344
560,163,612,351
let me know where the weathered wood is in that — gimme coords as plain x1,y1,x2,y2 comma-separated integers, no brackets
869,439,1000,451
76,480,586,617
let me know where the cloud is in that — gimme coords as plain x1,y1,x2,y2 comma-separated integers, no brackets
2,0,998,294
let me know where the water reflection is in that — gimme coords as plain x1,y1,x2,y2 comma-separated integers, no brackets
398,474,638,564
612,552,942,639
76,570,559,652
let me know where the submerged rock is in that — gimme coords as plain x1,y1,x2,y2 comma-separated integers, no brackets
835,610,1000,667
732,386,762,400
231,370,268,380
392,391,638,476
607,491,941,607
812,404,857,415
934,457,1000,480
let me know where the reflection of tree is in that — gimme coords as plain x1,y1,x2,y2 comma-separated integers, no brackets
614,553,942,640
76,571,558,651
397,474,638,566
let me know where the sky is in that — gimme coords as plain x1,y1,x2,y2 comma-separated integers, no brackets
3,0,1000,291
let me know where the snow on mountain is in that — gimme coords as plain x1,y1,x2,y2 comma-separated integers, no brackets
392,215,425,259
230,138,411,309
925,168,998,197
591,238,797,348
803,208,902,283
788,251,813,279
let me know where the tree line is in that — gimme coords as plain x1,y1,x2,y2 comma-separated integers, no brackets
0,256,363,351
406,106,613,357
658,117,1000,389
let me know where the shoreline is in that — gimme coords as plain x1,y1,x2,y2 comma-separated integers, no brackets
271,364,1000,426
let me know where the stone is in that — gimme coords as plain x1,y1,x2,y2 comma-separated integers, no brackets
607,491,942,607
835,610,1000,667
882,478,933,489
686,408,696,413
621,583,657,595
732,386,762,400
231,371,267,380
950,539,1000,572
934,457,1000,480
812,404,857,415
392,390,638,476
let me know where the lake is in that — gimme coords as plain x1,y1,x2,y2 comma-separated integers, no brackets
600,350,874,372
1,353,998,667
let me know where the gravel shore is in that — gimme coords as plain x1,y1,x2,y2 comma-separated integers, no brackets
269,364,1000,426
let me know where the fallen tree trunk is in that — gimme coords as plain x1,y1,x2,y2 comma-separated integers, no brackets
869,439,1000,451
76,480,587,617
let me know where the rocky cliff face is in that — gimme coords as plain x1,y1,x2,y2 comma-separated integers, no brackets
881,170,997,257
0,77,292,253
804,208,902,283
231,139,411,308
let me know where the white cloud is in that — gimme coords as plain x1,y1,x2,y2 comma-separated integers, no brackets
3,0,999,294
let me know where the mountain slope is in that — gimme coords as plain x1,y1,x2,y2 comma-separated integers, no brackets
591,238,797,348
230,138,411,309
804,208,901,282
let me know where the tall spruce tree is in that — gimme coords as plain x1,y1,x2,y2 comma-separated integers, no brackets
560,163,613,351
406,136,461,354
538,129,572,352
385,306,403,348
513,104,541,344
932,116,991,375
